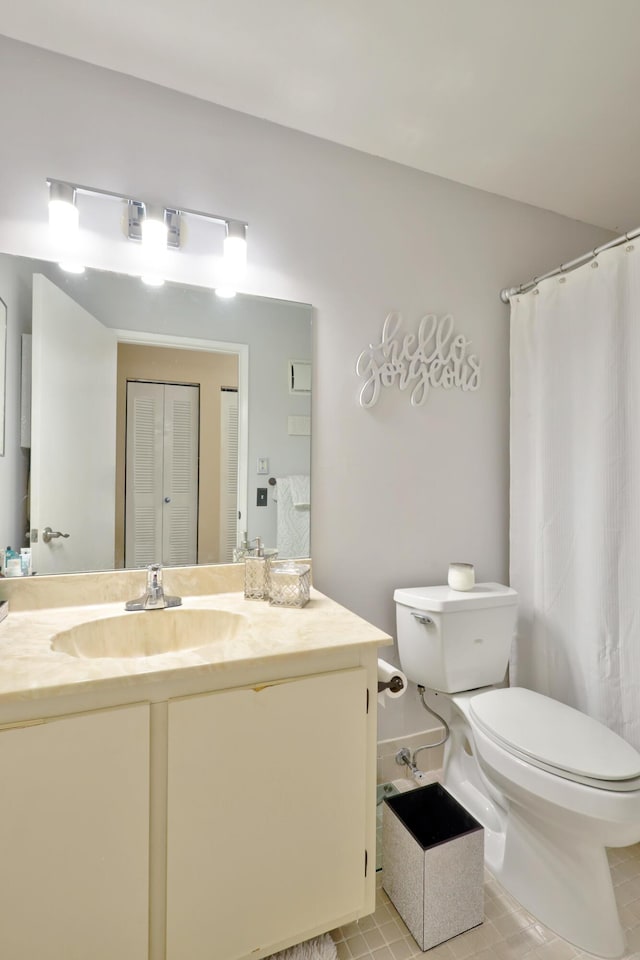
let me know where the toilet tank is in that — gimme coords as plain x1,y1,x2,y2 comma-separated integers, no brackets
394,583,518,693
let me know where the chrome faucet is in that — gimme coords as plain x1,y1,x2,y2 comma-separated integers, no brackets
125,563,182,611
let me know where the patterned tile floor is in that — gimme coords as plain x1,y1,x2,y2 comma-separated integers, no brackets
329,844,640,960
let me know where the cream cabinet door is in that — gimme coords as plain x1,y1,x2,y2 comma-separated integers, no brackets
166,668,369,960
0,703,150,960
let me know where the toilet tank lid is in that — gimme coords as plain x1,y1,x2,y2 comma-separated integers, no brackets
393,582,518,612
470,687,640,781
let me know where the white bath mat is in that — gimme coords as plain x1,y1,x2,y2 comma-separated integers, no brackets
267,932,337,960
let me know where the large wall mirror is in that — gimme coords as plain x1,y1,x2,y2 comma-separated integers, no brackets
0,252,312,576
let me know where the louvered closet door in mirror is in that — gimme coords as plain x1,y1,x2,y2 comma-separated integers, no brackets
219,389,238,563
125,381,199,568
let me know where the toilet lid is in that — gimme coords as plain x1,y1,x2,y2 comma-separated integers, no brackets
469,687,640,785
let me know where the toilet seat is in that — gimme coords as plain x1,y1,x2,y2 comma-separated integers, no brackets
469,687,640,792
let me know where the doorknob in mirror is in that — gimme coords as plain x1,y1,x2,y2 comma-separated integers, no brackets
42,527,71,544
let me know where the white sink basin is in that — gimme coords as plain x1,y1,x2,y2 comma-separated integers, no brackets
51,608,247,659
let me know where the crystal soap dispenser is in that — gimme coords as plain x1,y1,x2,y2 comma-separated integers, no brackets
244,537,276,600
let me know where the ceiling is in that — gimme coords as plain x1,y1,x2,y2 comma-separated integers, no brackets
2,0,640,233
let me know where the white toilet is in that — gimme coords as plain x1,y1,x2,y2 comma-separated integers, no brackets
394,582,640,959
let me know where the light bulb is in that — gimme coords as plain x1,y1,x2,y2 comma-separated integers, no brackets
216,220,246,298
223,234,247,275
141,216,167,252
141,274,165,287
49,198,79,243
215,284,237,299
141,205,167,251
48,182,84,273
58,261,85,275
139,205,167,286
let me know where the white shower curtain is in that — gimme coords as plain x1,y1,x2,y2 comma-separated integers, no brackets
510,244,640,748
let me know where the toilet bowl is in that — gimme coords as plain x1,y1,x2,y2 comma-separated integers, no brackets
446,687,640,958
394,583,640,958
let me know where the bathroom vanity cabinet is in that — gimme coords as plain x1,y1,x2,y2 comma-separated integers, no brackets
0,703,151,960
166,668,368,960
0,581,387,960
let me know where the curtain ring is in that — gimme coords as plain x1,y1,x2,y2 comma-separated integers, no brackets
591,260,599,269
626,244,635,252
558,276,566,284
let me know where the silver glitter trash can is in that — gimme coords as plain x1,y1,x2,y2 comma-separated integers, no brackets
382,783,484,951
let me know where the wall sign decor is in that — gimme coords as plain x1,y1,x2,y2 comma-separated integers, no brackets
356,312,481,408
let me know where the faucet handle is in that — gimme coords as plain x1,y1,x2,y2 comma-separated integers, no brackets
146,563,163,589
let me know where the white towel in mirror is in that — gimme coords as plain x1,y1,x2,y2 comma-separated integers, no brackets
289,474,310,509
275,475,310,556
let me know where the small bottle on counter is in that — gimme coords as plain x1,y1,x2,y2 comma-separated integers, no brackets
3,547,22,578
20,548,32,576
233,531,250,563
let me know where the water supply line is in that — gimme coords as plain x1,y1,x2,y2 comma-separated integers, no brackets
395,685,450,784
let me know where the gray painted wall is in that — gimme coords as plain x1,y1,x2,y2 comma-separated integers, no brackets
0,36,615,737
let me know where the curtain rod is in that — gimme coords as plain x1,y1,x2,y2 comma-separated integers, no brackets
499,224,640,303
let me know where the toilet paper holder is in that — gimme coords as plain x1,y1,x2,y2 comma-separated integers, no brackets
378,675,405,694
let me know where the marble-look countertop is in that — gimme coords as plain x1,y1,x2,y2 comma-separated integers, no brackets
0,588,392,705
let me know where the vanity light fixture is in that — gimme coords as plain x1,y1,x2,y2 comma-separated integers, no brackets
46,179,248,292
47,180,85,274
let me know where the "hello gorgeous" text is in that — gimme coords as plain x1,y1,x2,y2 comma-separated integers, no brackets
356,313,481,408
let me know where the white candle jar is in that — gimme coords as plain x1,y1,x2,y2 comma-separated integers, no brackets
448,562,475,592
269,562,311,608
